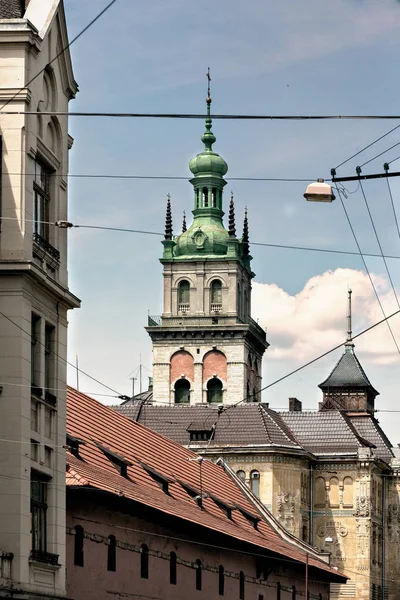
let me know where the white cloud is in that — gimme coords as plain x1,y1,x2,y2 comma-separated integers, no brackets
252,268,400,366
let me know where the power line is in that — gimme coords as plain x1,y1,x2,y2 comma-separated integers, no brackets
0,309,123,397
334,123,400,170
335,185,400,355
359,140,400,169
4,216,400,261
0,0,118,112
358,180,400,312
386,178,400,244
1,111,400,120
6,172,317,182
222,306,400,413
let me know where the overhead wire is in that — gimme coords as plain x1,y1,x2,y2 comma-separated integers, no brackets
335,185,400,355
4,215,400,261
0,308,123,397
220,306,400,412
386,177,400,244
334,123,400,170
358,180,400,311
359,140,400,169
0,0,118,112
1,110,400,120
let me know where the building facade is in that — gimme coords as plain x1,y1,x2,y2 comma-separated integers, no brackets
0,1,78,597
119,298,400,600
66,387,345,600
146,92,268,406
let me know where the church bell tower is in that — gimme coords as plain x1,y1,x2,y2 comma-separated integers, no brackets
146,75,268,405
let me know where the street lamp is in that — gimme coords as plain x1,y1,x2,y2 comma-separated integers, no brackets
303,178,335,203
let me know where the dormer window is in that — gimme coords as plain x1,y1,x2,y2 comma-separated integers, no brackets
66,434,86,459
97,444,132,478
139,460,173,494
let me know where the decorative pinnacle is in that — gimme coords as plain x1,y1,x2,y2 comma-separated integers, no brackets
228,191,236,237
164,193,173,240
202,67,216,151
345,288,355,351
182,211,187,233
242,208,249,256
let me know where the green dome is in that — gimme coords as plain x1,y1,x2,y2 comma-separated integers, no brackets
189,150,228,177
189,105,228,177
174,217,229,257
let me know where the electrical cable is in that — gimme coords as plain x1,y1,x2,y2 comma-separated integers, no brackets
2,111,400,120
220,306,400,412
4,216,400,261
335,185,400,355
359,140,400,169
334,123,400,170
0,308,123,397
358,180,400,312
386,178,400,244
0,0,118,112
6,172,318,182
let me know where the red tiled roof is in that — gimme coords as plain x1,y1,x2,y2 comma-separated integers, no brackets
66,387,345,581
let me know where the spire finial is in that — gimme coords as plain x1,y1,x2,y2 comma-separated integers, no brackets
229,191,236,237
165,193,173,240
345,288,354,351
242,208,249,256
202,67,216,151
182,210,187,233
206,67,211,104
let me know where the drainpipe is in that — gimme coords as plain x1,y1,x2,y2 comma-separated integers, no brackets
309,464,313,546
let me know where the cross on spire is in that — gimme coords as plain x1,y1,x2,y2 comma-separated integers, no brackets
206,67,211,102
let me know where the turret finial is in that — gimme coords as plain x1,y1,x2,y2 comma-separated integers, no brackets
242,208,249,256
165,193,173,240
345,288,355,351
229,191,236,237
182,211,187,233
202,67,216,151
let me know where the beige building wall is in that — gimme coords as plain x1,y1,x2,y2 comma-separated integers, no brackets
0,2,78,597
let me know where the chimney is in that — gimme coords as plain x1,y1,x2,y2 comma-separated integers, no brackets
289,397,302,412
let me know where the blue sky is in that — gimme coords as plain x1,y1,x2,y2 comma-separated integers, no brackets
64,0,400,443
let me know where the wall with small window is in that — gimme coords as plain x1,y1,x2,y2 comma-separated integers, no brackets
66,491,331,600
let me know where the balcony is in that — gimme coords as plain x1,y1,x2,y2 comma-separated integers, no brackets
33,233,60,271
147,313,267,345
30,550,59,566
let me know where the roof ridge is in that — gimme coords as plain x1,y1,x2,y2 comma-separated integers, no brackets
260,406,301,447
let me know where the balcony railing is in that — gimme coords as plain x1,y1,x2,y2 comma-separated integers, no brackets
147,313,267,343
30,550,59,566
178,303,190,314
210,303,222,312
33,233,60,270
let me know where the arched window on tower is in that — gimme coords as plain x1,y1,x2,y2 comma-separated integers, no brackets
210,280,222,312
196,189,200,209
207,378,223,403
178,280,190,313
202,187,208,207
250,470,260,497
174,379,190,404
212,188,217,207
